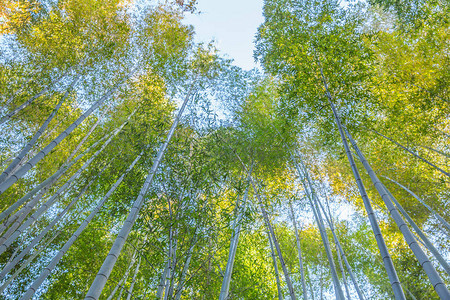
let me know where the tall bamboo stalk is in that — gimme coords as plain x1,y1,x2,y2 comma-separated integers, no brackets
108,250,137,300
383,176,450,234
302,177,345,300
382,184,450,276
295,158,345,300
0,72,67,125
0,230,60,293
126,256,141,300
3,104,130,223
268,229,284,300
219,167,252,300
250,176,297,300
288,201,308,300
64,103,112,164
174,234,197,300
156,260,170,299
370,128,450,178
317,194,366,300
0,67,135,195
0,129,111,225
315,59,406,299
163,225,176,300
0,163,109,280
0,75,81,184
19,152,143,300
345,128,450,299
417,144,450,159
84,84,194,300
0,117,130,254
0,77,34,115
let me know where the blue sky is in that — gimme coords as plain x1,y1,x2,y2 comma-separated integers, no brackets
183,0,264,70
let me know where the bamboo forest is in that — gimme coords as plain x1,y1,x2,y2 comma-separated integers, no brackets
0,0,449,299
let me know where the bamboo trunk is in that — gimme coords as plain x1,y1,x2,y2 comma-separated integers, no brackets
112,249,140,300
250,177,297,300
288,201,308,300
0,75,81,184
0,163,108,280
370,128,450,178
417,144,450,159
268,229,283,300
84,84,193,300
295,159,344,300
219,167,252,300
382,184,450,276
163,226,175,300
0,230,60,293
0,127,112,224
106,249,137,300
0,77,34,115
345,128,450,299
19,152,143,300
317,195,366,300
174,234,197,300
0,67,135,195
383,176,450,234
0,118,130,254
305,186,344,300
316,58,405,299
156,261,170,300
126,256,141,300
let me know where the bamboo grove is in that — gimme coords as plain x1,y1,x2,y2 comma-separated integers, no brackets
0,0,448,299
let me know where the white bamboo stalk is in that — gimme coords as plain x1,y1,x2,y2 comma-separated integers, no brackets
0,230,60,293
307,266,315,300
156,261,170,300
64,104,111,164
317,195,366,300
268,229,283,300
302,179,344,300
0,106,114,231
0,163,108,280
0,129,111,224
288,201,308,300
174,235,197,300
250,177,297,300
163,226,175,300
345,128,450,299
417,144,450,159
0,72,67,125
0,75,81,184
0,67,135,195
168,228,179,300
0,77,33,115
295,158,345,300
382,184,450,276
219,167,252,300
0,107,132,229
316,58,405,299
125,256,141,300
322,200,351,300
106,249,137,300
0,117,131,254
84,85,194,300
370,128,450,178
0,188,46,237
19,152,143,300
383,176,450,234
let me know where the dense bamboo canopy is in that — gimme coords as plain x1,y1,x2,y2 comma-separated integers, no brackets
0,0,448,299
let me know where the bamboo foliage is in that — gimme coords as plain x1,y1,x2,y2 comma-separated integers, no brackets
0,0,449,299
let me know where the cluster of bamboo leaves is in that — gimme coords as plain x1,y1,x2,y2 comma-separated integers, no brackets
0,0,448,299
